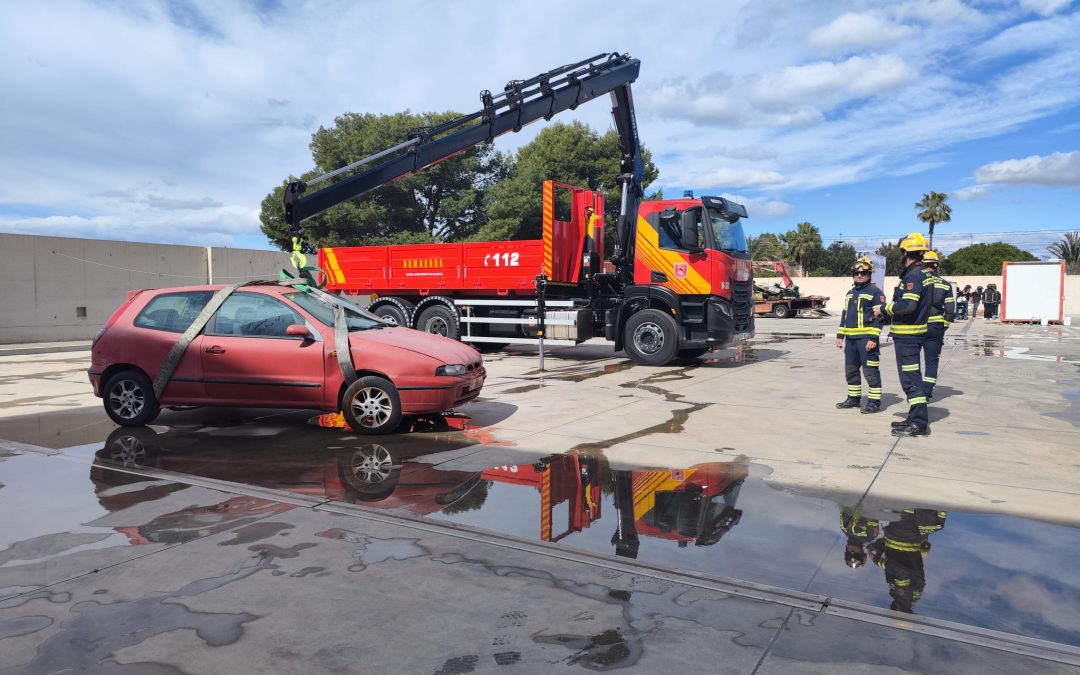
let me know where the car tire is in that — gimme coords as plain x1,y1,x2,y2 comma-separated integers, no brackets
416,304,459,340
623,309,680,366
337,443,401,501
101,426,161,469
372,303,409,326
773,304,790,319
102,369,161,427
341,376,403,434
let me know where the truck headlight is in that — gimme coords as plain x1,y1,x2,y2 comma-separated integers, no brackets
436,364,467,376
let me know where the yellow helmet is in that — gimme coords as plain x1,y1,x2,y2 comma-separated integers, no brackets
899,232,929,252
923,250,940,264
851,257,874,274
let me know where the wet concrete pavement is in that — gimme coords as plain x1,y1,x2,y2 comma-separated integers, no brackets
1,317,1079,672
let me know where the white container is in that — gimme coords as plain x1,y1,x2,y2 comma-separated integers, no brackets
1064,316,1073,326
1041,317,1049,326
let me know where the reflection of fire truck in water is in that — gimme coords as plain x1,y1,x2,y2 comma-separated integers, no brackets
481,453,747,557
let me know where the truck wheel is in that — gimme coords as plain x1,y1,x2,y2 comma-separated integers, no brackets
773,304,790,319
372,303,408,326
416,304,459,340
341,376,403,435
624,309,679,366
103,369,161,427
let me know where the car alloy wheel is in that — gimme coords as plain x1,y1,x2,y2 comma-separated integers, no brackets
341,376,403,434
109,379,146,420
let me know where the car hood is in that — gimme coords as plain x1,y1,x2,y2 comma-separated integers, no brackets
349,327,480,365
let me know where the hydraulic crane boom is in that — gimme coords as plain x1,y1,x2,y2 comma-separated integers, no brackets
283,52,643,279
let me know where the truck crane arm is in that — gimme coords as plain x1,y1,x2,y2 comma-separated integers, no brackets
283,52,643,278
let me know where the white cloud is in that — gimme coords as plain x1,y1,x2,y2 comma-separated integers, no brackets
974,151,1080,186
694,168,788,188
808,12,915,52
1019,0,1073,16
719,193,794,219
953,186,990,200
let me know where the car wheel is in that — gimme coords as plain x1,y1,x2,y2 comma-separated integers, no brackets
337,443,401,501
416,304,459,340
623,309,679,366
341,376,403,434
101,427,161,469
102,369,161,427
372,303,408,326
772,304,790,319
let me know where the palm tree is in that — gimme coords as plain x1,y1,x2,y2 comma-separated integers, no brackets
781,222,822,276
915,191,952,249
1047,231,1080,273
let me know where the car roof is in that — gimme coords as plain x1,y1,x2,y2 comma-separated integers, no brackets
143,283,289,295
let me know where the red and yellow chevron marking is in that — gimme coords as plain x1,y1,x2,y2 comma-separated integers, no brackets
542,181,553,278
631,467,698,520
634,218,712,295
322,248,345,285
540,465,552,541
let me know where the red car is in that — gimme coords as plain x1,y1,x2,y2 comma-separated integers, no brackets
88,284,485,433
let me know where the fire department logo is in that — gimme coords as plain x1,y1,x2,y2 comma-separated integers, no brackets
906,282,914,290
673,263,688,279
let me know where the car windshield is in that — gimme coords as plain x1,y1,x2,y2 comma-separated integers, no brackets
706,208,748,253
285,291,387,331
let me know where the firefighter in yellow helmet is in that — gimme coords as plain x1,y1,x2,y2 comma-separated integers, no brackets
921,251,954,400
835,257,886,413
873,233,933,437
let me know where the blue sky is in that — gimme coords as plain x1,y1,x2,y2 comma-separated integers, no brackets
1,0,1078,257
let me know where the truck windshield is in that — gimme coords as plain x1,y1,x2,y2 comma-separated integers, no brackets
706,209,748,253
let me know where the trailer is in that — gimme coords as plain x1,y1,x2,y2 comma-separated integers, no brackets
751,261,829,318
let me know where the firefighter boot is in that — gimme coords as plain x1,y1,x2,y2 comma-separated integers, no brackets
836,398,861,409
891,419,909,429
860,401,881,414
891,422,931,437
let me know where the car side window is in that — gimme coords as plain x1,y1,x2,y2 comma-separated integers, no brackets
206,293,304,338
133,291,214,333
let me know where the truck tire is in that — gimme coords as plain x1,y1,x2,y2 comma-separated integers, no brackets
416,304,459,340
623,309,679,366
773,303,790,319
372,303,409,326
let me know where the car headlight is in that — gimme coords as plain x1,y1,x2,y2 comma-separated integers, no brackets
436,364,467,376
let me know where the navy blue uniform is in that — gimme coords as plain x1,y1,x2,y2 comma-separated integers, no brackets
869,509,947,613
885,263,933,426
923,272,955,398
837,281,887,403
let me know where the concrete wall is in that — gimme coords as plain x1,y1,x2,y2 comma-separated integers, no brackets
793,273,1080,316
0,233,292,343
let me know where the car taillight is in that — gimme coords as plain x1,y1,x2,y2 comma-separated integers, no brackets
92,328,107,348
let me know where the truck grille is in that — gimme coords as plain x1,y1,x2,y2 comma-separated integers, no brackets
732,279,753,331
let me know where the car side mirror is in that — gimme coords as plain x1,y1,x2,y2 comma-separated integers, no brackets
286,324,313,340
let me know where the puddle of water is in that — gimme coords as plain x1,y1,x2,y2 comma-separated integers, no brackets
47,421,1080,647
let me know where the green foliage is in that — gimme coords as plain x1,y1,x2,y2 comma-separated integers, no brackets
915,191,952,249
781,222,824,276
1047,231,1080,273
943,242,1037,275
471,122,659,250
820,241,858,276
747,232,784,260
875,241,902,276
260,111,508,250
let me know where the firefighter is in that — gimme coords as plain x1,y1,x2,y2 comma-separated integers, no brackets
873,233,933,437
840,506,880,569
835,257,887,413
868,509,947,613
921,251,954,400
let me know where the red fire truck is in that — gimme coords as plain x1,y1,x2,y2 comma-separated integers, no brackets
285,53,755,366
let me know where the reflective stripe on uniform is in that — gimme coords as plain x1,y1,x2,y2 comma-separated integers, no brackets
909,396,928,405
903,293,921,301
891,324,927,335
886,539,923,552
866,360,879,367
902,364,920,371
868,387,882,400
839,327,881,336
923,376,937,383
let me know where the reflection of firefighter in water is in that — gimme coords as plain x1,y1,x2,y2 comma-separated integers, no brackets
839,507,880,569
611,461,747,559
867,508,947,613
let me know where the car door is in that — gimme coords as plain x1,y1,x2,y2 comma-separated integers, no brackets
200,291,326,407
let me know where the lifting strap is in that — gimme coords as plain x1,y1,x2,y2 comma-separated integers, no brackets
153,272,355,402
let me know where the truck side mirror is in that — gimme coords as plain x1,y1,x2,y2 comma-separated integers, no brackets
681,212,702,252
